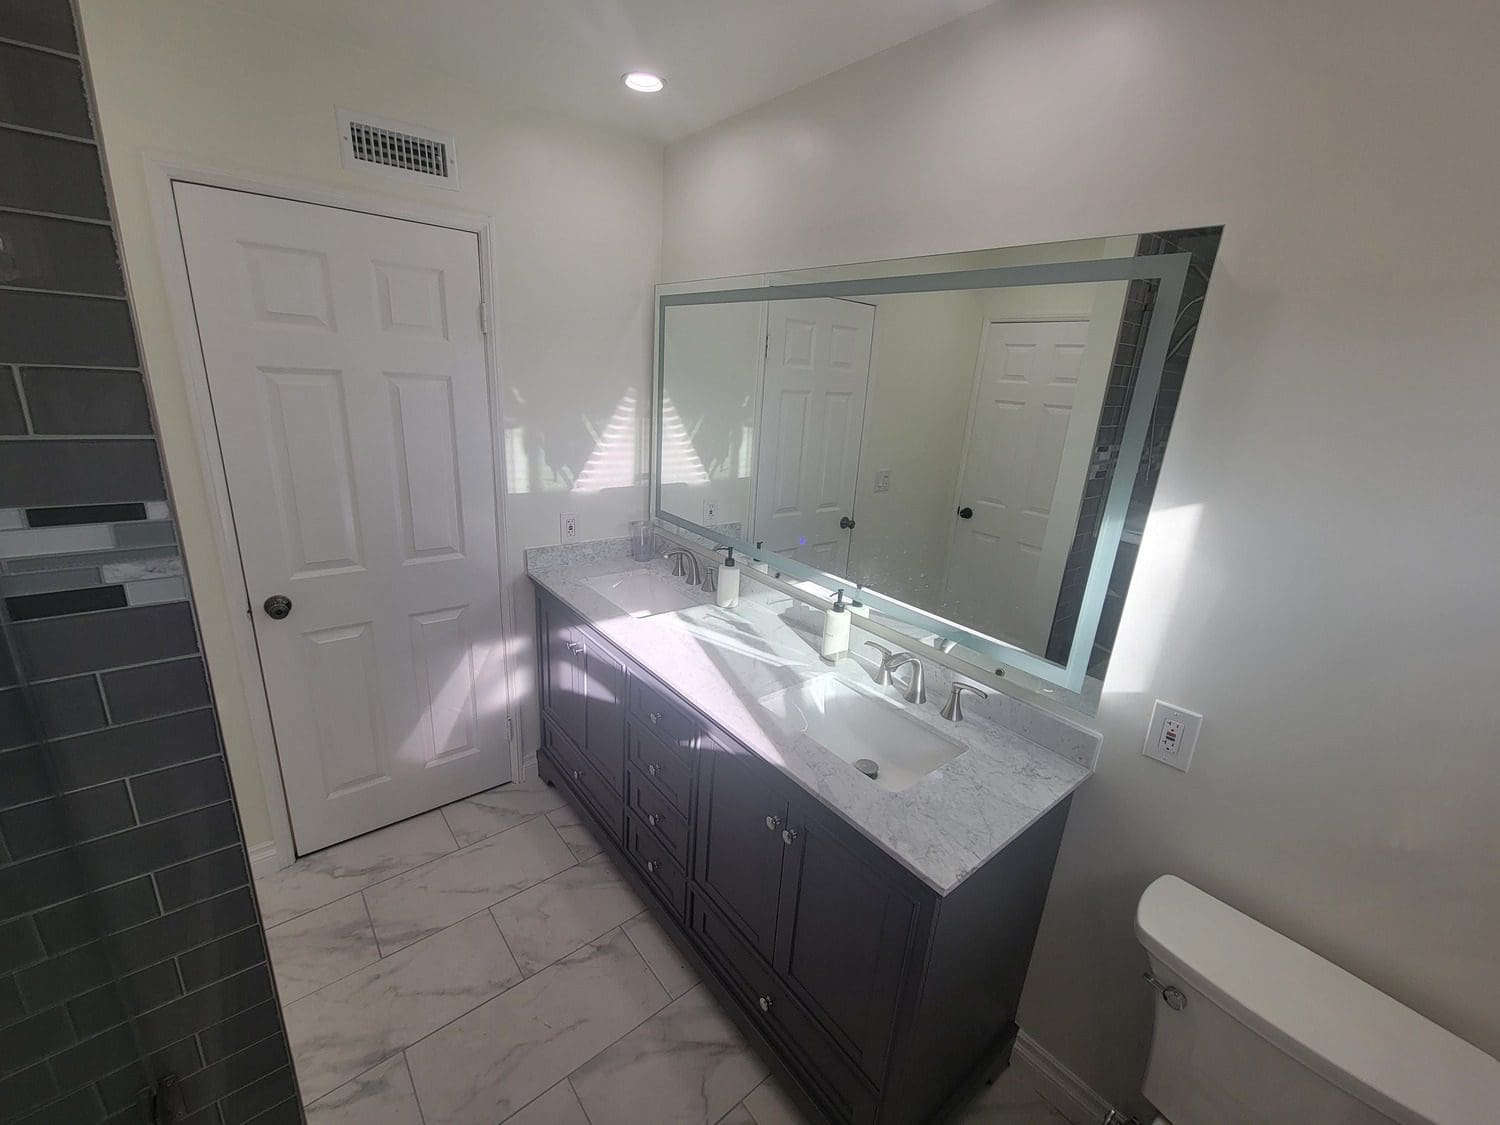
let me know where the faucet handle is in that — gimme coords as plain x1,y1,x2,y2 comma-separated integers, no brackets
940,682,988,723
863,641,894,685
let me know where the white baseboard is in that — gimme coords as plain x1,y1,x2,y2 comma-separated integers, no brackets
246,840,282,878
1015,1029,1119,1124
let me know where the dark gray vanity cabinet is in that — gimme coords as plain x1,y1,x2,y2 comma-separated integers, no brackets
539,595,627,794
533,586,1073,1125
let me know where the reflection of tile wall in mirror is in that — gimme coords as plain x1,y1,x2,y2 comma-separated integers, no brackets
654,229,1221,707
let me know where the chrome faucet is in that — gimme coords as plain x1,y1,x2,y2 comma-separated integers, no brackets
664,548,701,586
939,682,988,723
882,651,926,705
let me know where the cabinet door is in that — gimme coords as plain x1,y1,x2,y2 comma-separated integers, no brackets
774,795,921,1082
694,735,788,959
578,636,627,795
539,598,585,748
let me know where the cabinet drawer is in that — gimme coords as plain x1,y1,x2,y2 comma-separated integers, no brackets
628,675,698,756
624,811,687,919
626,768,690,868
689,895,878,1125
627,724,694,815
543,719,622,844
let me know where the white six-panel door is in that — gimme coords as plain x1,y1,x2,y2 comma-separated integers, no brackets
942,318,1097,653
174,183,510,853
753,298,875,573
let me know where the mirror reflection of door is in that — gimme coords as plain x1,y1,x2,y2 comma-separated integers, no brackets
942,318,1105,651
752,298,875,572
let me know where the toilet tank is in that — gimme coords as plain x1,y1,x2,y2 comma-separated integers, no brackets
1135,876,1500,1125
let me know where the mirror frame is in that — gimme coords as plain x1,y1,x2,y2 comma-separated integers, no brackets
652,249,1191,697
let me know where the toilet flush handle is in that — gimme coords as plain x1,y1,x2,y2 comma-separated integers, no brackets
1143,972,1187,1011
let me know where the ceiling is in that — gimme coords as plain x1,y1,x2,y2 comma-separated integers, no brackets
220,0,995,141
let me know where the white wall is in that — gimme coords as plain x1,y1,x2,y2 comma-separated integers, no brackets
658,301,764,532
848,289,982,605
664,0,1500,1113
78,0,663,849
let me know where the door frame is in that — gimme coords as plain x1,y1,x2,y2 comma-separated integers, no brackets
938,312,1091,628
144,155,521,871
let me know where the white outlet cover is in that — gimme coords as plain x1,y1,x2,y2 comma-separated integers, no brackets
1143,699,1202,772
702,500,719,524
873,469,892,493
560,512,579,541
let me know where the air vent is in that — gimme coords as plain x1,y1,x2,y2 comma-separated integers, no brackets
337,109,458,189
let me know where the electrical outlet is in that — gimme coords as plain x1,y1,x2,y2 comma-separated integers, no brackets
873,469,892,493
702,499,719,524
560,512,579,542
1143,700,1202,772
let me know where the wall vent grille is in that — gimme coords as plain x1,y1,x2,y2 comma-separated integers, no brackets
337,109,459,189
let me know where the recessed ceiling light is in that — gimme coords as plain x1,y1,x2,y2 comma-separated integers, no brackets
623,71,665,94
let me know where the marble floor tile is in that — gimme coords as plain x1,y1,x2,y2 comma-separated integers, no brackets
405,927,670,1125
622,909,698,999
284,911,521,1102
501,1079,591,1125
265,893,379,1004
951,1058,1071,1124
741,1076,808,1124
364,816,576,954
545,802,603,862
571,982,767,1125
304,1053,422,1125
442,777,569,847
490,853,644,975
255,811,458,927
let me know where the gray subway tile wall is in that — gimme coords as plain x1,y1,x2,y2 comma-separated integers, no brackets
0,4,297,1122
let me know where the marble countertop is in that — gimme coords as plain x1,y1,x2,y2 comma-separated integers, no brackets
527,542,1095,895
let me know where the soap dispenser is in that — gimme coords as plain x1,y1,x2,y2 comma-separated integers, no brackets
714,545,740,608
820,590,851,664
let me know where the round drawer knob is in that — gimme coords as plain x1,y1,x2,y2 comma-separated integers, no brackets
645,859,659,875
757,995,773,1014
570,769,582,782
764,815,781,832
781,827,799,847
648,711,662,725
646,813,659,828
647,763,660,777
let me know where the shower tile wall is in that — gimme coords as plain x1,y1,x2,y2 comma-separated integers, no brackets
1045,227,1222,675
0,4,296,1123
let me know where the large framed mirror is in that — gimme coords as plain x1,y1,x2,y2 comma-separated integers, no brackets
652,228,1221,706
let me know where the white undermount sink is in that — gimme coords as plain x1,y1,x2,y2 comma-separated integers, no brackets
758,676,965,792
584,569,700,618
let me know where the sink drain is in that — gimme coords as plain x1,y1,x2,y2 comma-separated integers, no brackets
854,758,880,780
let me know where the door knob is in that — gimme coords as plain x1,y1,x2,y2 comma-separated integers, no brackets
839,516,855,530
781,827,799,847
956,506,973,519
645,859,659,875
757,995,773,1013
646,812,660,828
765,814,782,832
262,594,292,620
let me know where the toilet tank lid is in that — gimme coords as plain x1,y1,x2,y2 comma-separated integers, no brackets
1136,875,1500,1125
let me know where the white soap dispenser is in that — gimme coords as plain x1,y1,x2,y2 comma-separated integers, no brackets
820,589,851,665
714,545,740,609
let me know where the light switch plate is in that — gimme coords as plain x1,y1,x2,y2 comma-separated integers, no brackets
560,512,579,541
1143,700,1202,772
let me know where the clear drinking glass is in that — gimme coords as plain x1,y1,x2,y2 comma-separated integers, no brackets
631,520,656,561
